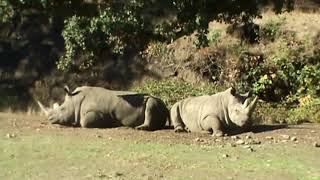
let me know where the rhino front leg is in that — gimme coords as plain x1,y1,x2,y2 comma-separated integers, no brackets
170,103,187,133
80,111,104,128
202,116,224,137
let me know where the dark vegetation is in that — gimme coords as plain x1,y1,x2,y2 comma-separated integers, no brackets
0,0,319,124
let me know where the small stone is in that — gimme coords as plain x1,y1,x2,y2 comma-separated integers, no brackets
195,138,201,142
95,134,102,138
245,135,252,139
313,142,320,147
250,140,261,145
222,154,229,158
311,130,316,133
281,134,290,140
236,139,245,145
290,136,297,141
243,145,251,149
231,135,239,139
265,136,273,140
6,133,16,138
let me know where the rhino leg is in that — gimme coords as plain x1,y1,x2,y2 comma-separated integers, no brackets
202,116,224,137
80,111,104,128
170,103,187,133
135,97,156,131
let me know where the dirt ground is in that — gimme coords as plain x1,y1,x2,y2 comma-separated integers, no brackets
2,112,320,146
1,112,320,180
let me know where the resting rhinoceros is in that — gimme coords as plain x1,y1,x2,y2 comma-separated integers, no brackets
170,87,258,136
37,86,169,130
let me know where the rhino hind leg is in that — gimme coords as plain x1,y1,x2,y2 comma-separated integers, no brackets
170,103,187,133
136,97,168,131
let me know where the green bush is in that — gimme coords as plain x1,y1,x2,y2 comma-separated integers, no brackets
131,79,220,108
260,20,282,42
208,30,222,44
57,5,144,71
287,97,320,124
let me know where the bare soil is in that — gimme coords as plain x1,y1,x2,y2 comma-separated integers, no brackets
2,112,320,149
1,112,320,180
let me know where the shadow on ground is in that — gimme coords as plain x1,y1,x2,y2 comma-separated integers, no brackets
225,124,288,136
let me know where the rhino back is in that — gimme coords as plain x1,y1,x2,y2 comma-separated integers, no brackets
178,93,229,132
78,87,146,127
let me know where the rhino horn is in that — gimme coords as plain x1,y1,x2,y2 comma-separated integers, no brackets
246,96,258,114
243,97,250,108
53,103,60,110
37,101,50,116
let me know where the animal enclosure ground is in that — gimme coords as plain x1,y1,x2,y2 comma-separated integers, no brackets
0,112,320,180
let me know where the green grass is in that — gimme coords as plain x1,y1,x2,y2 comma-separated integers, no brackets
0,130,319,180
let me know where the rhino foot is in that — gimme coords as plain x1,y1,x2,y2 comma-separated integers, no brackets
174,126,187,133
135,125,151,131
212,131,224,137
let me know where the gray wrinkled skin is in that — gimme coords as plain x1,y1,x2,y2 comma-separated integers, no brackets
170,87,258,136
38,86,169,130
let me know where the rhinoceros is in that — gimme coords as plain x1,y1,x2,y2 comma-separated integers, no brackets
170,87,258,136
37,86,169,130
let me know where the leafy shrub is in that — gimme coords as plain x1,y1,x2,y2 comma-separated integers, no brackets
131,79,220,107
208,30,222,44
58,5,144,71
253,102,289,124
260,20,282,42
287,97,320,124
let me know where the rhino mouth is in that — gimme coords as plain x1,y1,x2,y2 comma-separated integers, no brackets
37,101,58,123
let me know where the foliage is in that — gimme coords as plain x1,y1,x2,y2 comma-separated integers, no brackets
0,0,14,23
0,0,295,71
287,97,320,124
131,79,220,107
208,30,222,44
260,20,282,42
58,4,144,71
237,33,320,102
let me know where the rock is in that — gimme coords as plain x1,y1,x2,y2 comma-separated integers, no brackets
231,135,239,139
235,139,245,145
250,139,261,145
95,134,102,138
245,135,252,139
195,138,204,142
290,136,297,141
281,134,290,140
222,154,229,158
6,133,16,138
313,142,320,147
265,136,273,140
311,130,316,133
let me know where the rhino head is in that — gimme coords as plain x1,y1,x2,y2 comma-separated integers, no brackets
37,86,82,126
225,87,258,128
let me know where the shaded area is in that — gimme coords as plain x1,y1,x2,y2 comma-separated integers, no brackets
225,124,288,136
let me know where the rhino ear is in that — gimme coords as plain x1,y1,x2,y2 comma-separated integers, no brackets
64,85,81,96
241,91,252,99
229,87,236,96
64,85,71,95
